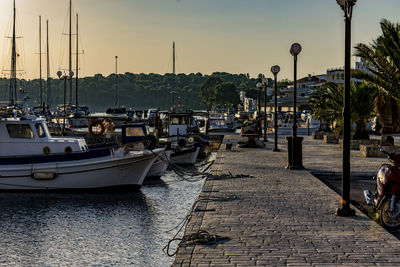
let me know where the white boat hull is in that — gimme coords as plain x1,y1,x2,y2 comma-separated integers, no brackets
170,147,200,165
0,148,164,190
146,150,173,178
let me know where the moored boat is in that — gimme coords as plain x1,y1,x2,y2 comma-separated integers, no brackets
0,104,163,190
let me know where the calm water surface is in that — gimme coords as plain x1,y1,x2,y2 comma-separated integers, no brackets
0,162,209,266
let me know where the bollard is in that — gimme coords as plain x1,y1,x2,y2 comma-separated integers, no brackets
286,136,304,169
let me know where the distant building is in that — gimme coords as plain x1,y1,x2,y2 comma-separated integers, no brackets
355,57,374,76
264,74,326,113
244,97,256,113
327,68,344,84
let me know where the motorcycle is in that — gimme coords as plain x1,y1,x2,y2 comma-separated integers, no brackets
364,136,400,230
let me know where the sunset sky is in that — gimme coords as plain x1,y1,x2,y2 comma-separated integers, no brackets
0,0,399,80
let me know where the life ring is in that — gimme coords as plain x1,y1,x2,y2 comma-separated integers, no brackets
42,146,51,155
88,120,106,137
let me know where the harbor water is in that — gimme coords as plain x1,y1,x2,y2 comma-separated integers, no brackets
0,159,211,266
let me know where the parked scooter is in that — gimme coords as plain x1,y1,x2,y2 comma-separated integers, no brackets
364,136,400,230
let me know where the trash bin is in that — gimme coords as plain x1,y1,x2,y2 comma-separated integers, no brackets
286,136,304,169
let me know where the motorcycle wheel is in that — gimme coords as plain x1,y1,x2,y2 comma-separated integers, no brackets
380,199,400,230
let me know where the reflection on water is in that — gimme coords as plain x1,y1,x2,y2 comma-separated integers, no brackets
0,169,206,266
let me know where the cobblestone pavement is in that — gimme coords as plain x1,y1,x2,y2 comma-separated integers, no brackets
173,134,400,267
302,134,387,176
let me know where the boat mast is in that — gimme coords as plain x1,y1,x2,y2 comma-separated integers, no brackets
75,13,78,110
46,19,51,109
9,0,17,105
114,56,118,107
173,41,175,74
68,0,72,105
39,15,42,108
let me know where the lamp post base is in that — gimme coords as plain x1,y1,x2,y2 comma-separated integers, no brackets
286,165,304,170
273,148,280,152
263,138,268,142
336,206,355,216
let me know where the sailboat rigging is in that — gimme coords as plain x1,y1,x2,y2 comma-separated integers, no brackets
9,0,17,106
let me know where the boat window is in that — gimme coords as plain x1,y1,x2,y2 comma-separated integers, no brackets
35,123,47,138
6,124,34,139
170,116,188,125
126,127,145,136
211,119,226,126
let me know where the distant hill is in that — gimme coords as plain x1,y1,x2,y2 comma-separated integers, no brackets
0,72,263,112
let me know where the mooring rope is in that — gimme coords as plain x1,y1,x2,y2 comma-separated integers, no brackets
163,194,235,257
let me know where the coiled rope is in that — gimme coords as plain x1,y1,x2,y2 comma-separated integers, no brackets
163,194,235,257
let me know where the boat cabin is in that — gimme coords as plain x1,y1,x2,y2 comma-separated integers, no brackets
0,117,87,157
168,112,193,136
121,123,149,144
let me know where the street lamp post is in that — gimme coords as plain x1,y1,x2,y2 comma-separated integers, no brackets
57,70,74,135
287,43,304,170
271,65,280,152
256,82,263,138
262,78,268,142
336,0,357,217
170,91,176,109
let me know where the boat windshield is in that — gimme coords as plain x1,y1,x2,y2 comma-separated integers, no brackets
35,123,47,138
211,119,226,126
170,116,189,125
6,124,34,139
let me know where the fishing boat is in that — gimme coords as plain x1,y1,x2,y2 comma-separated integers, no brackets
163,109,200,165
0,99,163,190
122,123,172,178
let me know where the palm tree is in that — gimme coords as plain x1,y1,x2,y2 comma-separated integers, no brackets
308,86,333,132
353,19,400,142
351,82,377,139
308,82,376,139
309,83,342,133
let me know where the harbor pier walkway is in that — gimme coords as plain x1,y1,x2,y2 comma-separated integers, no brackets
173,134,400,266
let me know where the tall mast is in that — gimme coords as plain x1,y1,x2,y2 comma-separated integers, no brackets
39,15,42,107
9,0,17,105
114,56,118,107
75,13,78,109
46,19,51,109
68,0,72,105
172,41,175,74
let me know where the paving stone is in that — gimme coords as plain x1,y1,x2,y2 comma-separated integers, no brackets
172,134,400,267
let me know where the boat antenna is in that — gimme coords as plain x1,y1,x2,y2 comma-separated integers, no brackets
46,19,51,109
75,13,78,113
39,15,43,109
173,41,175,75
9,0,17,106
114,56,118,107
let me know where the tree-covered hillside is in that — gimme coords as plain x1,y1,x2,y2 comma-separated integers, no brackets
0,72,265,111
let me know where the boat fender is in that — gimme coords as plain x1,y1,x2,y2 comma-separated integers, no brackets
123,145,131,155
178,139,187,148
88,120,106,137
64,146,73,154
42,146,51,155
144,135,157,150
